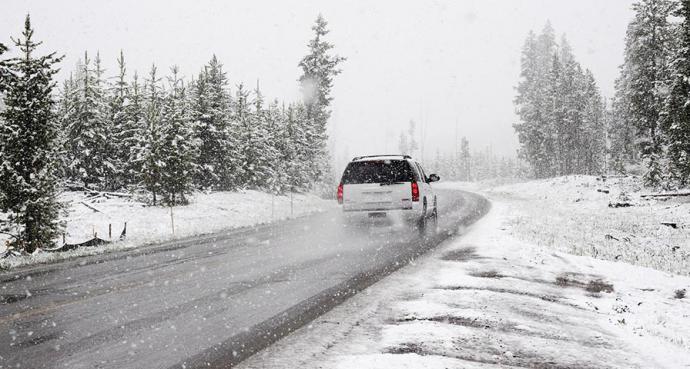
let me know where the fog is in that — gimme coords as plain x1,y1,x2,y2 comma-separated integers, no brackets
1,0,634,166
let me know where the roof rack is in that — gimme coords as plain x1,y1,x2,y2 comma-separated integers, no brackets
351,154,412,161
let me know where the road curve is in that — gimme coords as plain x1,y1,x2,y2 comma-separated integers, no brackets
0,189,489,369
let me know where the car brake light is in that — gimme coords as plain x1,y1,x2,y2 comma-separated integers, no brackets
411,181,419,202
337,183,344,204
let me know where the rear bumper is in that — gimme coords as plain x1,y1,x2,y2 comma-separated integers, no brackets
341,202,422,220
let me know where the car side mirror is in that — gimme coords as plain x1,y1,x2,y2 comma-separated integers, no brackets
428,174,440,183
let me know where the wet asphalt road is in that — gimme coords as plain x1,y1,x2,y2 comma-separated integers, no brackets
0,189,488,369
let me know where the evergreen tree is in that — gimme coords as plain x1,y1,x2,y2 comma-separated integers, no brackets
137,65,165,204
582,70,607,175
407,120,418,156
515,24,606,179
233,83,257,187
281,103,311,191
159,66,196,205
192,56,238,190
0,15,63,252
108,50,129,189
617,0,676,185
64,51,110,189
0,43,7,92
122,71,144,186
298,14,345,185
460,136,471,181
663,0,690,186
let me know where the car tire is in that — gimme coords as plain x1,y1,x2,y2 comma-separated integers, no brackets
417,201,428,235
430,207,438,234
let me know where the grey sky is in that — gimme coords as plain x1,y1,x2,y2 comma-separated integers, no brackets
2,0,635,164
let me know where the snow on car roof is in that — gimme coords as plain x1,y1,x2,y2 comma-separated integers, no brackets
351,155,413,162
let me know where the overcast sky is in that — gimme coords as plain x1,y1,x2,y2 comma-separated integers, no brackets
2,0,635,165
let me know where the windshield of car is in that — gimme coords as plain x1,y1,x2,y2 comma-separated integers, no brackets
341,160,414,184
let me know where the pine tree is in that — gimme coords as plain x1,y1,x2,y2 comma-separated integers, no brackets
663,0,690,186
0,43,7,92
159,66,197,205
298,14,345,185
137,65,165,204
460,137,471,181
233,83,256,187
122,71,144,186
0,15,63,252
64,51,110,189
192,56,238,190
108,50,129,189
582,70,607,175
282,103,311,191
617,0,676,185
514,25,558,178
407,120,418,156
264,101,289,194
515,24,606,179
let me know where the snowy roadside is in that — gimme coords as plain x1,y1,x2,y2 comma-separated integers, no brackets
484,175,690,276
0,190,335,270
238,187,690,369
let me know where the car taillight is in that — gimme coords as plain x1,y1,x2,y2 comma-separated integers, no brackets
337,183,344,204
411,181,419,202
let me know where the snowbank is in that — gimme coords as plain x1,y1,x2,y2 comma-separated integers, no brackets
0,190,335,270
486,175,690,276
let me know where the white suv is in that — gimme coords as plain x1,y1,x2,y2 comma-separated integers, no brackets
337,155,440,230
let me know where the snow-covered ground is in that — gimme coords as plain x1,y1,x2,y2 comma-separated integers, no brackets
485,175,690,276
239,180,690,368
0,190,334,270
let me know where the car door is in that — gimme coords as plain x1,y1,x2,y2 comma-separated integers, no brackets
415,162,435,211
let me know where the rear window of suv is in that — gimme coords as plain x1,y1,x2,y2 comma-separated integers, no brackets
341,160,414,184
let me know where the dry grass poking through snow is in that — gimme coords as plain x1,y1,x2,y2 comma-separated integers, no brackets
487,175,690,276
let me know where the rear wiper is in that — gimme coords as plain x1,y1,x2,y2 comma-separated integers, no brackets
380,181,404,186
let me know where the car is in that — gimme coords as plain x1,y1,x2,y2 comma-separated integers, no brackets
337,155,440,232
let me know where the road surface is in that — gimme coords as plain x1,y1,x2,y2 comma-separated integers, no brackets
0,189,488,369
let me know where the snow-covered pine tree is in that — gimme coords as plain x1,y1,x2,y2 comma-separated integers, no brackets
609,76,637,174
233,83,260,187
107,50,130,189
122,71,144,186
617,0,676,185
55,74,77,181
0,42,7,91
460,136,471,181
298,14,345,186
282,103,311,191
663,0,690,186
93,53,118,190
407,120,419,156
0,15,63,252
137,65,165,204
261,99,285,193
515,24,606,179
557,37,586,175
64,51,110,189
514,25,559,178
192,56,238,190
581,70,606,175
543,51,562,176
159,66,197,205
